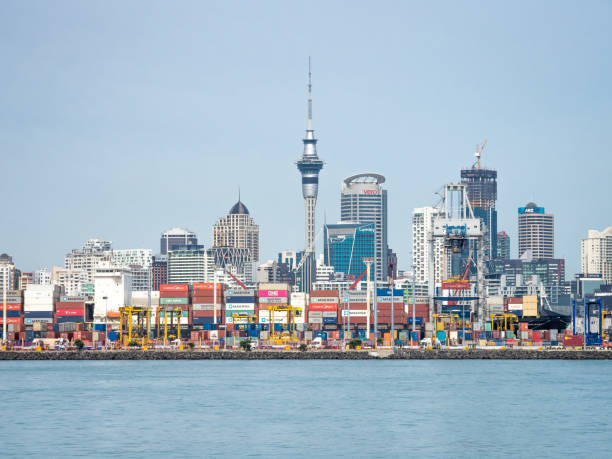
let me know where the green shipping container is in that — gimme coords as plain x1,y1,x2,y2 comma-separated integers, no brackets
160,297,189,305
484,322,492,331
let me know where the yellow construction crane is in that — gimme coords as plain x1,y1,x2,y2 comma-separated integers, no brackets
119,306,151,348
475,139,487,169
432,313,459,336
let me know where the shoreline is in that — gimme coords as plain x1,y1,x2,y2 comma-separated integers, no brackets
1,349,612,360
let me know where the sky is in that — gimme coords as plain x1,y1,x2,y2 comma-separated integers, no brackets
1,0,611,275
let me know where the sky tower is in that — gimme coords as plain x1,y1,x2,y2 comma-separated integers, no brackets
296,58,324,293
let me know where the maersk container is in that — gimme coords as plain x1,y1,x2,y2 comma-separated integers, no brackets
323,317,337,324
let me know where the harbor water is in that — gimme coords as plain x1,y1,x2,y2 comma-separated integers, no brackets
1,360,611,457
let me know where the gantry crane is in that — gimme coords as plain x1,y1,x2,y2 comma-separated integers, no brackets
119,306,151,347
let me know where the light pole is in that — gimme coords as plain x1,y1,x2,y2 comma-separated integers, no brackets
2,265,7,345
363,258,374,342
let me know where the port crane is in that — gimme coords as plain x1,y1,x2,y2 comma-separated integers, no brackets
429,183,486,322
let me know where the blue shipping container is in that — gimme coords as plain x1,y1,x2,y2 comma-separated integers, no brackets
407,317,423,325
93,323,107,332
193,317,215,325
107,331,119,341
436,331,446,342
5,310,20,318
225,296,256,304
410,331,420,342
24,311,54,319
376,288,405,297
323,317,337,324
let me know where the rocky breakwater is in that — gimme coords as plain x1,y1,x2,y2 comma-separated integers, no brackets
1,349,611,360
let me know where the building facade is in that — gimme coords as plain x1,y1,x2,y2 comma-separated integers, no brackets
65,239,112,283
460,167,497,260
324,222,375,280
51,267,89,296
34,268,51,285
0,253,15,292
341,174,388,281
152,255,167,291
111,249,153,291
518,202,554,259
496,231,511,260
160,228,198,255
212,199,259,262
581,227,612,284
167,245,207,284
412,207,444,285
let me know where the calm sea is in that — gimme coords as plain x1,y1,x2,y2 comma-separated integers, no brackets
0,360,610,457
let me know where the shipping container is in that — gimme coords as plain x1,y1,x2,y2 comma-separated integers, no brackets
258,290,289,298
159,297,189,305
160,284,189,293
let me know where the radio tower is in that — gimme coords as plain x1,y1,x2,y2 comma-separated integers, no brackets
296,57,324,293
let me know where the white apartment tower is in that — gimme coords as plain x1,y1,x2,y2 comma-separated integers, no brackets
581,227,612,284
412,207,445,285
65,239,112,283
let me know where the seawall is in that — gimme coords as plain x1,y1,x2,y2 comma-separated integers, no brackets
1,350,612,360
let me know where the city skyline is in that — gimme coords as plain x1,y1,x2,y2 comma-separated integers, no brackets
2,2,611,275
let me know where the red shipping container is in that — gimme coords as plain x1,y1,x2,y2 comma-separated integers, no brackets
160,291,190,298
56,308,84,316
308,303,337,312
56,301,85,309
193,283,223,291
160,284,189,293
0,317,22,325
1,304,22,311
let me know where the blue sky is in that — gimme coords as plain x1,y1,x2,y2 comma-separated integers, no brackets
1,0,611,275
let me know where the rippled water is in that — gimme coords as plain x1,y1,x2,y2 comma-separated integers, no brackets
1,360,611,457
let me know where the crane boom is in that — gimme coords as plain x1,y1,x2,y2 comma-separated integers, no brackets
225,270,248,290
349,268,368,291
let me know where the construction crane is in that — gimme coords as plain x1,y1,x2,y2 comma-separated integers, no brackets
474,139,487,169
225,269,248,290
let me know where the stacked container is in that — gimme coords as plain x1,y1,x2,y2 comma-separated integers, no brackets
55,296,86,324
225,288,256,325
24,284,60,326
192,282,224,326
159,284,190,330
0,290,23,333
375,288,406,327
258,283,289,325
290,292,306,326
338,291,368,330
506,297,523,317
309,290,339,328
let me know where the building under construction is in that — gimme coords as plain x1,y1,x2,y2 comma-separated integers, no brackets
460,141,498,267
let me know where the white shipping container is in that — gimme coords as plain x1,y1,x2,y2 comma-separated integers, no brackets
308,317,323,324
322,311,337,318
489,304,504,314
310,297,339,303
225,303,255,311
24,304,54,311
258,310,287,324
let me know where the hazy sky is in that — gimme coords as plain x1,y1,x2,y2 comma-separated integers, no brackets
1,0,611,275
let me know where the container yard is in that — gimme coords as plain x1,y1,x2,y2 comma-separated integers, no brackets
2,282,612,354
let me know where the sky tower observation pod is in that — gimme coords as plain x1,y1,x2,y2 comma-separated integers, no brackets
343,173,386,186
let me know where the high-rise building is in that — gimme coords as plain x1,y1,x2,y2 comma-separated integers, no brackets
51,267,89,296
315,254,334,282
496,231,511,259
18,272,33,291
160,228,198,255
0,253,16,292
206,247,254,284
65,239,112,284
341,174,388,281
412,207,444,285
167,245,207,284
152,255,167,291
34,268,50,285
296,62,323,293
324,222,375,280
461,146,497,261
278,251,302,271
518,202,554,259
256,260,294,284
111,249,153,291
212,197,259,263
581,227,612,284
